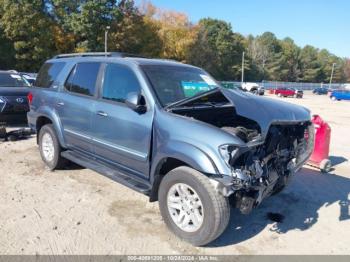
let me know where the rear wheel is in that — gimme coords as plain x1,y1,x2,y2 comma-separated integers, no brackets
158,166,230,246
39,124,67,170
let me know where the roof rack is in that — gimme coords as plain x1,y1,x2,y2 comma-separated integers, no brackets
52,52,146,59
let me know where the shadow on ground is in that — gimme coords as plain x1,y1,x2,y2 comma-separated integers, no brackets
209,167,350,247
329,155,348,167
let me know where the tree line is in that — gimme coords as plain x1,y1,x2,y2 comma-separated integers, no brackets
0,0,349,83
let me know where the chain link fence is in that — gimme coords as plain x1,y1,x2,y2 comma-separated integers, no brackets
221,81,346,90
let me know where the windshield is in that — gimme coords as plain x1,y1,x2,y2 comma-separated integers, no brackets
142,65,220,106
0,73,31,87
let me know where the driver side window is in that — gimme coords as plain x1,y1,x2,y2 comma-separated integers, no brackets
102,64,141,103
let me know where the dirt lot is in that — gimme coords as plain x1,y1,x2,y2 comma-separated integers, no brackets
0,91,349,255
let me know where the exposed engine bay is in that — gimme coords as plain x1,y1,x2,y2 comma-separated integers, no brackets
169,90,314,214
227,122,313,214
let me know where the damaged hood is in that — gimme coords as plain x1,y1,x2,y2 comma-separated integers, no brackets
221,89,311,137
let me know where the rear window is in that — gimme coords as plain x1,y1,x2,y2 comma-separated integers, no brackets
0,72,30,87
64,62,100,96
35,62,66,88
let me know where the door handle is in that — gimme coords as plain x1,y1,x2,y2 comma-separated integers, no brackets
57,102,64,106
97,111,108,117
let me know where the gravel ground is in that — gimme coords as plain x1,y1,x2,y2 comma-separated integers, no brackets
0,91,349,255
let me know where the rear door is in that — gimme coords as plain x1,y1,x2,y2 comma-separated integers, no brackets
91,63,153,178
56,62,102,154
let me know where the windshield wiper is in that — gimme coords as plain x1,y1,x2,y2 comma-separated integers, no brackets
165,87,220,110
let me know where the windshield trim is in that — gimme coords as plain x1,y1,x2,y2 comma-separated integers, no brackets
164,87,220,110
140,64,221,108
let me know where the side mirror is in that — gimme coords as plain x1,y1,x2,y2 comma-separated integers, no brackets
125,92,147,114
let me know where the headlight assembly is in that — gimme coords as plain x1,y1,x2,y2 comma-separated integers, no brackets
0,96,6,112
219,144,237,167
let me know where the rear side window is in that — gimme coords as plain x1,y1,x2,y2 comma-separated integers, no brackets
35,62,66,88
102,64,141,103
65,62,100,96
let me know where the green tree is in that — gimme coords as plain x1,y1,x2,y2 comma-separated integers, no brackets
60,0,123,52
0,0,55,71
0,28,16,70
278,37,302,82
246,32,284,81
344,59,350,83
185,25,217,75
299,45,323,82
188,18,244,80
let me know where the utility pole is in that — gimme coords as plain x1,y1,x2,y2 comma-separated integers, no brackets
329,63,336,88
241,51,245,84
105,26,110,55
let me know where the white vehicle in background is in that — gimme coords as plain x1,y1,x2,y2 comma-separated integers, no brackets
241,82,265,95
341,84,350,90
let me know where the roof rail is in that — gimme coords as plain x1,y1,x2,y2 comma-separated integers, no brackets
52,52,146,59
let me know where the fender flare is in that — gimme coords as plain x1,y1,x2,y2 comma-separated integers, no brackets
149,141,219,201
36,106,66,148
150,140,219,181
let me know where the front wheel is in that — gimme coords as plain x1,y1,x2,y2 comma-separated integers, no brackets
158,166,230,246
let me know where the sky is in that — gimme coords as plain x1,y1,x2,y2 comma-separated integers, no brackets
138,0,349,58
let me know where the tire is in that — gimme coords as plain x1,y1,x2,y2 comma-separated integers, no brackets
158,166,230,246
38,124,67,170
277,93,282,97
320,159,332,173
331,96,337,101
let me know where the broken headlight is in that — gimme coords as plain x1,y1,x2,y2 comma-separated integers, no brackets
219,144,237,167
0,97,6,112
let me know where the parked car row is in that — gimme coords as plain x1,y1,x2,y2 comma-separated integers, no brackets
311,86,350,101
221,82,265,95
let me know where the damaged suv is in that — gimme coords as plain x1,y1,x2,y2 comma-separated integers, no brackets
28,53,314,246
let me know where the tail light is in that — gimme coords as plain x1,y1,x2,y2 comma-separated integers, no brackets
27,92,33,105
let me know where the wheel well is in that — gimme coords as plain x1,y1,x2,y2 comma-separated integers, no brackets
149,158,189,202
36,116,52,144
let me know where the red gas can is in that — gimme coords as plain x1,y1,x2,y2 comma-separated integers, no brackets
308,115,331,172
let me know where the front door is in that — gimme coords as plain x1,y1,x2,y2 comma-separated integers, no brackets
91,63,153,178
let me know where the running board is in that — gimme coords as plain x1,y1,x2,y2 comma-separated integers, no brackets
61,150,151,195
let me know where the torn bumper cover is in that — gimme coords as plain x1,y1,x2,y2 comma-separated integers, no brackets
212,122,314,214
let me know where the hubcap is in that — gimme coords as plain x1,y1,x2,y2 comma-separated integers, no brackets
42,133,55,162
167,183,204,232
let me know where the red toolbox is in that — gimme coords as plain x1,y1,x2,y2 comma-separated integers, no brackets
308,115,332,172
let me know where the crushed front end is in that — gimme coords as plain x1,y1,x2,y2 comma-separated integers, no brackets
216,122,314,214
